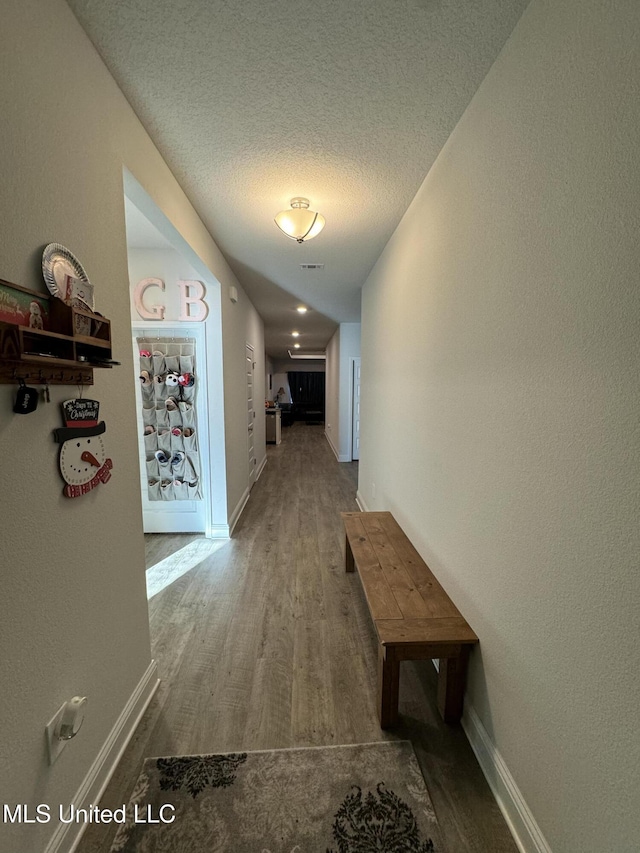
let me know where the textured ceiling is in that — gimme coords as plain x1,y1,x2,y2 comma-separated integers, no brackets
67,0,530,359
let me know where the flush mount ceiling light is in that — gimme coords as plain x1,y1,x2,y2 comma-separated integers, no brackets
293,343,301,348
296,306,308,314
291,331,300,337
274,198,325,243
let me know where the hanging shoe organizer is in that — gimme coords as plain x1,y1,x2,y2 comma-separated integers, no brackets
137,336,202,502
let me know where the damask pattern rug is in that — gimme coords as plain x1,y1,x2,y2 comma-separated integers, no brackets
110,740,445,852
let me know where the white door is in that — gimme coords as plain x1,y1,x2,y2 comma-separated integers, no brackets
246,343,257,487
352,358,361,461
133,324,208,533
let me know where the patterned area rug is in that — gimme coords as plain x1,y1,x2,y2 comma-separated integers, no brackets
110,741,445,852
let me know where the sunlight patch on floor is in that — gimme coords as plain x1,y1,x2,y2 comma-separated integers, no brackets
146,538,229,599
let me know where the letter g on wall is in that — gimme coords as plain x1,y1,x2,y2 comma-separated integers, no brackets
134,277,166,320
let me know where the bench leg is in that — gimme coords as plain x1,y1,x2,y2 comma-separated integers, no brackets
345,535,355,572
437,646,470,723
377,645,400,729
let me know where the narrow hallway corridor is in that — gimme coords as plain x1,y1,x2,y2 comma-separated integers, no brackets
79,424,516,853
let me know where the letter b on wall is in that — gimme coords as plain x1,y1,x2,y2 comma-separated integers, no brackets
178,280,208,321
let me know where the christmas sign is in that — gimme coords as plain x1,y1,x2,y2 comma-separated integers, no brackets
53,399,113,498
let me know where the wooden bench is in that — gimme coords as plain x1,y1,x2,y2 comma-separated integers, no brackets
342,511,478,729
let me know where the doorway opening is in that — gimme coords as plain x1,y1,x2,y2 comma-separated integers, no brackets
123,171,230,584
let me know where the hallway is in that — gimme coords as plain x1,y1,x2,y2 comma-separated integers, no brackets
79,424,516,853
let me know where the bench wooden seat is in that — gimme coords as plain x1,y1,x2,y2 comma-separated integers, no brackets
342,510,478,729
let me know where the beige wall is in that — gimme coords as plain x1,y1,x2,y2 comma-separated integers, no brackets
0,2,261,850
359,1,640,850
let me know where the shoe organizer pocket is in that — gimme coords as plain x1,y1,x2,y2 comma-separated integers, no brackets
179,354,194,373
167,407,182,428
170,452,186,480
146,457,160,480
160,480,175,501
140,384,154,405
172,480,189,500
183,429,197,451
187,481,201,500
158,430,172,454
180,384,195,402
178,401,195,427
144,430,158,454
165,354,180,373
170,429,184,453
185,450,200,478
155,406,169,430
153,377,168,402
142,405,156,427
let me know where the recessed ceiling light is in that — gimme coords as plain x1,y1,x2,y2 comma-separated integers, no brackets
296,306,308,314
294,343,300,349
291,331,300,337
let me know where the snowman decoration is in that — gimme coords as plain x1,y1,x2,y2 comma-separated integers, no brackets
53,399,113,498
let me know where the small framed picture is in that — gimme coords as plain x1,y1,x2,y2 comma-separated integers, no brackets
64,276,95,312
0,279,50,329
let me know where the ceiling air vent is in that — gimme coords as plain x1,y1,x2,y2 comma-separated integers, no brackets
300,263,324,270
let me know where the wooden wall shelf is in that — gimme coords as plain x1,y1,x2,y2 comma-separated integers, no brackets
0,282,115,386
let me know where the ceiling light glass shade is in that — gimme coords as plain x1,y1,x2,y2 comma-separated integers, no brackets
296,306,308,313
274,198,325,243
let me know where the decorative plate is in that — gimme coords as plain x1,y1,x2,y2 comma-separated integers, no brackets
42,243,94,310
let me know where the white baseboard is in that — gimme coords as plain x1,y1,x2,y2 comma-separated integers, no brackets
324,432,352,463
228,486,250,536
462,704,552,853
228,458,267,537
44,660,159,853
229,454,267,538
325,432,339,460
256,455,267,480
355,491,369,511
208,523,230,538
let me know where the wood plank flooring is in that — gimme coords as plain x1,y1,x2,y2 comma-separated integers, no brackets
77,423,517,853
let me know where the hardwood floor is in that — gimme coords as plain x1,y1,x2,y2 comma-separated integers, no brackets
143,531,204,570
77,423,517,853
